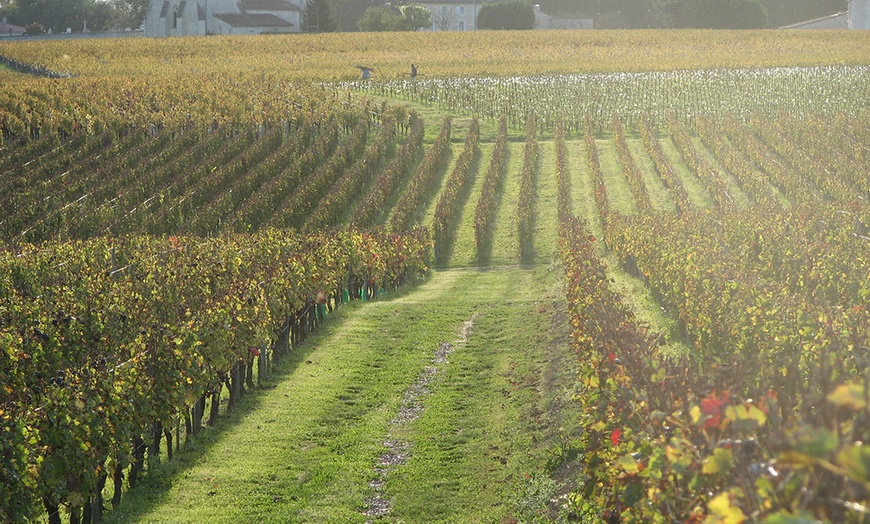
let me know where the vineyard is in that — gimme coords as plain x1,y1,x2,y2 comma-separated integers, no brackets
1,30,870,523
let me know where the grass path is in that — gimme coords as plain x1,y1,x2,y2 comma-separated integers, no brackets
108,266,579,523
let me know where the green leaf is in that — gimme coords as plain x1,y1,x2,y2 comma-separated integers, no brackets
759,510,822,524
788,426,838,459
836,445,870,484
702,447,734,476
617,453,640,474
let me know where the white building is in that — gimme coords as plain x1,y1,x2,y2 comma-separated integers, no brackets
417,0,486,31
144,0,303,37
850,0,870,29
533,7,593,30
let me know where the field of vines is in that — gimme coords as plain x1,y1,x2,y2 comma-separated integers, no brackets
2,30,870,523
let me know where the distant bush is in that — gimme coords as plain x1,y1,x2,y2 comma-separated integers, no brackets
476,0,535,30
24,22,46,35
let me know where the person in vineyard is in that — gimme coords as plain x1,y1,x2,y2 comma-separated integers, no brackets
357,65,373,79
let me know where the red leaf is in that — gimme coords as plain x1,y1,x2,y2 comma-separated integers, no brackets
700,389,730,429
610,428,623,447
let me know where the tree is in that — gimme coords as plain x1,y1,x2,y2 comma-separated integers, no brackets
106,0,149,30
399,4,430,31
431,5,458,30
476,0,536,29
333,0,381,31
0,0,130,32
664,0,767,28
305,0,338,31
357,4,428,31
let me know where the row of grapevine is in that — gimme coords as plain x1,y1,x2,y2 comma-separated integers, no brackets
718,115,815,203
517,115,538,262
638,116,692,214
229,119,343,233
431,119,480,261
388,117,453,232
751,114,867,202
554,119,572,225
560,197,870,522
5,31,870,84
351,113,426,229
694,115,781,207
351,66,870,133
268,119,370,230
666,114,734,209
0,227,432,523
303,117,398,232
612,116,653,213
0,73,352,145
473,116,508,258
182,122,315,237
583,116,610,221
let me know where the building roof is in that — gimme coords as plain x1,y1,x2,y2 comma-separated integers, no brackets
0,21,26,34
212,13,294,27
239,0,302,11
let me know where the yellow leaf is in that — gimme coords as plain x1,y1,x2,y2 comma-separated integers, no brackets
690,405,702,424
827,382,867,411
706,491,747,524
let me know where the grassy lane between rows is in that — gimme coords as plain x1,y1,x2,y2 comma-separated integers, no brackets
487,140,524,266
533,141,560,265
387,266,582,523
445,142,492,267
105,265,583,523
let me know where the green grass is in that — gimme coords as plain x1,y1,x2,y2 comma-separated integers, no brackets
107,267,581,523
487,140,523,266
381,267,580,523
533,141,560,264
447,142,492,267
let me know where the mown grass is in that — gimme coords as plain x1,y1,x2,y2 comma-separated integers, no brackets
385,267,581,523
533,141,560,264
487,140,523,266
447,142,492,267
107,266,581,523
106,273,474,523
